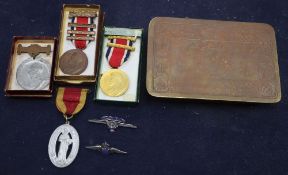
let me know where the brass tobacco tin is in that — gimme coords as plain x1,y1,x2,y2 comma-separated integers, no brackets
146,17,281,103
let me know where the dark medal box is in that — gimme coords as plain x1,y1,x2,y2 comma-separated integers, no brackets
94,27,143,103
4,36,57,97
54,4,104,84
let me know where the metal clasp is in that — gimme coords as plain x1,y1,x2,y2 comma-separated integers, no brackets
63,114,74,124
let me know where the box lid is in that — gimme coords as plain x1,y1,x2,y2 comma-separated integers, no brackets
146,17,281,103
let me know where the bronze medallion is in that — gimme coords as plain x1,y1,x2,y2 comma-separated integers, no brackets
100,69,129,97
59,49,88,75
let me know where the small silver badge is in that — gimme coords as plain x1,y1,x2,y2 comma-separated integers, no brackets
86,142,127,155
88,116,137,132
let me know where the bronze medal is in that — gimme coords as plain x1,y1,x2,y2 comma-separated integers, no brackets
59,49,88,75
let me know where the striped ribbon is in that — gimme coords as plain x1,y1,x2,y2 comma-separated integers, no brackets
106,38,133,68
56,87,88,116
70,17,94,49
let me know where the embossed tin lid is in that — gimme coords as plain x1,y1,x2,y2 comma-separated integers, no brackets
146,17,281,103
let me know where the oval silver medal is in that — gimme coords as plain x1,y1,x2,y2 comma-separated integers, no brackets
48,124,79,168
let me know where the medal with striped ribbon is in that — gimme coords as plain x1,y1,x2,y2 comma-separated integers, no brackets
48,87,88,168
100,36,136,96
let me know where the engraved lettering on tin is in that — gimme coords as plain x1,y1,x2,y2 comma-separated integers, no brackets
260,83,276,97
155,23,172,36
154,38,170,58
154,74,169,92
148,18,280,102
48,124,79,168
153,58,169,92
152,35,172,92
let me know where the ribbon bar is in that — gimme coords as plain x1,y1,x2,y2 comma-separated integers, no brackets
69,10,98,18
107,36,136,42
107,43,135,51
67,30,95,35
67,36,95,41
68,23,96,28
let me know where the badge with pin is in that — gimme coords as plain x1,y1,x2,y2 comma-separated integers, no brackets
86,142,127,155
88,116,137,132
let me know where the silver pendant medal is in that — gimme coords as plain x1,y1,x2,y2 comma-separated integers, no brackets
48,122,79,168
48,87,88,168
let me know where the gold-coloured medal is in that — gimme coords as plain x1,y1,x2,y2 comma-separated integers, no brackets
100,69,129,97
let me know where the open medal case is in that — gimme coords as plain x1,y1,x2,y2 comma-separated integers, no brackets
94,27,143,103
54,4,103,84
5,36,57,97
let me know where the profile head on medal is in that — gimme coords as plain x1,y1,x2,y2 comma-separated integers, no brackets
16,58,51,90
59,49,88,75
100,69,129,97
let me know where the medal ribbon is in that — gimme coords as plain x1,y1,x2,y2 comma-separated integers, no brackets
71,17,93,49
56,87,88,116
106,38,133,68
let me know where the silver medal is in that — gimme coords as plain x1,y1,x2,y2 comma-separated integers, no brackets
16,58,51,90
48,124,79,168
